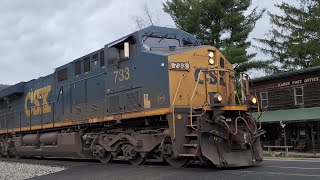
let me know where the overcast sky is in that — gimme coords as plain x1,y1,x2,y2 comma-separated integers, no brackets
0,0,294,85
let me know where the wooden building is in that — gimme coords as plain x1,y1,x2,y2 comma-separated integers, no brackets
251,66,320,151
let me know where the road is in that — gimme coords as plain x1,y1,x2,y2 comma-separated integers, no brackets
31,158,320,180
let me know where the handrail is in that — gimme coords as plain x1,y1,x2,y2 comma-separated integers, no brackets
0,102,55,117
189,69,204,131
0,102,56,132
172,74,186,139
247,75,264,130
189,68,231,131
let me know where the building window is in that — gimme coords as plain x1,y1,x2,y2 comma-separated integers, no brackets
75,61,81,76
260,91,268,108
294,86,304,105
84,57,91,73
57,67,68,82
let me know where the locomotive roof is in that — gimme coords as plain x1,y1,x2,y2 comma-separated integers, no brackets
0,26,202,97
113,25,198,46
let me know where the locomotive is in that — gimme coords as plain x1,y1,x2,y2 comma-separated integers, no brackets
0,26,263,167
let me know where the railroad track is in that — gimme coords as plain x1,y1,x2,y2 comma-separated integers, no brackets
0,157,99,168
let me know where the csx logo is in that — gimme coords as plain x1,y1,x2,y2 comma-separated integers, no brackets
194,68,226,86
24,85,52,117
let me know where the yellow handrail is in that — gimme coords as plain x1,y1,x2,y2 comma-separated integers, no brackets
172,74,186,139
189,68,231,130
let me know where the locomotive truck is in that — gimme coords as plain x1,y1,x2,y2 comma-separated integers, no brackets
0,26,263,167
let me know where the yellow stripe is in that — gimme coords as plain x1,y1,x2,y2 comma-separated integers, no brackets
203,105,248,111
0,108,171,134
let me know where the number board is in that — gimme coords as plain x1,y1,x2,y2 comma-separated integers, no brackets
170,62,190,71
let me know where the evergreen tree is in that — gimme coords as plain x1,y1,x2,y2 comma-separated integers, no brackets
163,0,267,74
256,0,320,72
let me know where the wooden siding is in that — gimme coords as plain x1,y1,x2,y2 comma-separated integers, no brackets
252,70,320,111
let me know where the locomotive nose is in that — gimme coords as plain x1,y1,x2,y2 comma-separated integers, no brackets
168,46,236,109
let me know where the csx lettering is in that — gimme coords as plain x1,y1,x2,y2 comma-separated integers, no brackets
194,68,226,86
114,67,130,83
24,85,52,117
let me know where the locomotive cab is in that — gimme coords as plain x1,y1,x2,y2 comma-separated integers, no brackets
136,26,263,167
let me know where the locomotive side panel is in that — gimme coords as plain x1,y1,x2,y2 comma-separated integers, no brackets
22,75,55,131
104,37,171,117
133,52,171,111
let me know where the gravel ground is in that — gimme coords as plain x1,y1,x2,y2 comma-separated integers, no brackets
0,161,67,180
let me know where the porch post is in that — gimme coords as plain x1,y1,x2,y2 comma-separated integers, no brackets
309,123,316,157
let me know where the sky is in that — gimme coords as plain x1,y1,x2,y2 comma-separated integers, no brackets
0,0,294,85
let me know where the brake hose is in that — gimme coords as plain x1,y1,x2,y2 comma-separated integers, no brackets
220,116,257,135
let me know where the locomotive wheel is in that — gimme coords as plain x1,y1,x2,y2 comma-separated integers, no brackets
160,140,189,168
164,156,189,168
98,152,113,164
129,153,146,165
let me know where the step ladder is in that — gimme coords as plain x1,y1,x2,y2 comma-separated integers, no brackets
178,124,199,157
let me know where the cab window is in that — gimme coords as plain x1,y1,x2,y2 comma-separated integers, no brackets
107,37,136,66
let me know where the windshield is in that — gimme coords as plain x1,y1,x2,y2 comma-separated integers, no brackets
142,32,182,50
142,35,181,50
145,37,181,47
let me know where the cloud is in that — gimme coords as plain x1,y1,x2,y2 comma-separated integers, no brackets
0,0,295,84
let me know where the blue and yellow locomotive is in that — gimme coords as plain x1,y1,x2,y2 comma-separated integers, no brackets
0,26,263,167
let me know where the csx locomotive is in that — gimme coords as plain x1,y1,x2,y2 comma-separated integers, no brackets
0,26,263,167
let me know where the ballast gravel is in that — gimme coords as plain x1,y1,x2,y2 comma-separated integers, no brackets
0,161,66,180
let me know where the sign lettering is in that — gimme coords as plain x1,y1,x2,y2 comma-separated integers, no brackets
277,77,319,87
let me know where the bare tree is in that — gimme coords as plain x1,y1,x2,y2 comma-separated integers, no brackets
132,3,160,30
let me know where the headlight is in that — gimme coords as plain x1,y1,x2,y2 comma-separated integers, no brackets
213,93,222,103
209,58,215,65
208,51,214,58
247,95,257,105
252,97,257,104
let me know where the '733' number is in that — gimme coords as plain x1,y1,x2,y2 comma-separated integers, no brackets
114,67,130,83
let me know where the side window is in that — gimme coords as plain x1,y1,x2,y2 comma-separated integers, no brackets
75,61,81,76
57,67,68,82
107,37,136,66
92,53,98,60
108,47,119,66
260,91,268,108
100,51,105,67
294,86,304,105
84,57,91,73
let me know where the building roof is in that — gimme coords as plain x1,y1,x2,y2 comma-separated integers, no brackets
251,65,320,83
252,106,320,123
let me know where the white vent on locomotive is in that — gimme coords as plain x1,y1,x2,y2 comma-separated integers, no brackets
124,42,130,59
